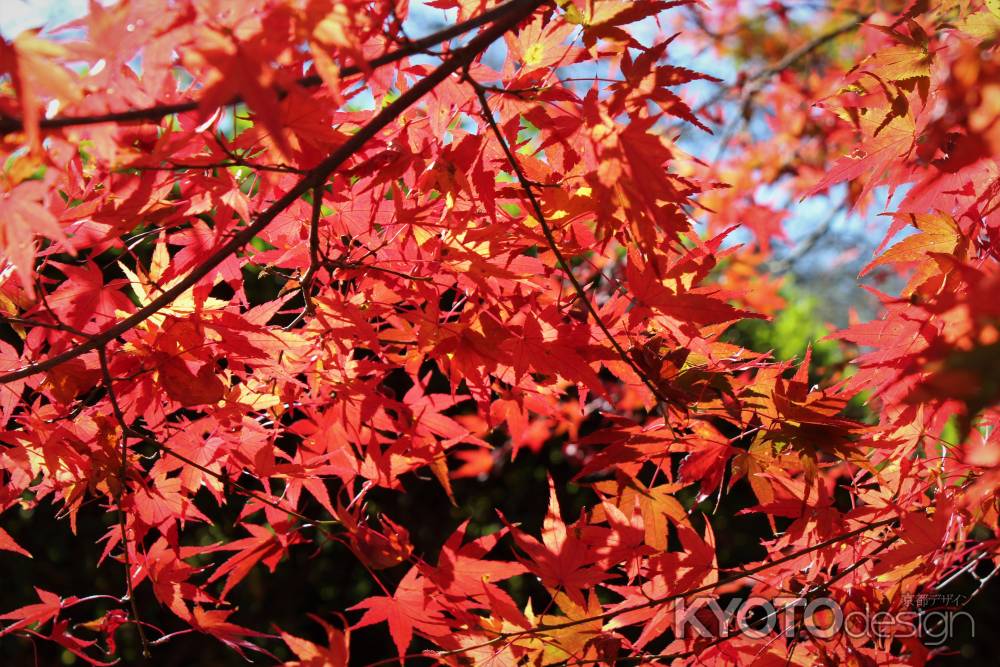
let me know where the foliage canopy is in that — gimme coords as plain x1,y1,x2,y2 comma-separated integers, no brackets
0,0,999,664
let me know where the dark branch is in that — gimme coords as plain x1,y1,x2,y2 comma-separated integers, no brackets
0,0,544,385
0,0,534,136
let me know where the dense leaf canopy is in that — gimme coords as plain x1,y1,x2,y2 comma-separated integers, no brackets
0,0,999,664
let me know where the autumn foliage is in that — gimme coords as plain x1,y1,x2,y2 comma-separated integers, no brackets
1,0,999,664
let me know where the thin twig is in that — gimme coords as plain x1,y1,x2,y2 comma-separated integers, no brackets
141,431,340,527
97,347,151,659
767,194,849,274
1,316,86,336
467,74,680,414
94,368,341,527
125,160,305,175
597,531,903,666
323,258,432,282
365,517,898,665
681,13,871,131
934,551,987,592
211,134,308,174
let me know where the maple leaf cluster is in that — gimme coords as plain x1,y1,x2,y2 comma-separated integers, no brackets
0,0,997,665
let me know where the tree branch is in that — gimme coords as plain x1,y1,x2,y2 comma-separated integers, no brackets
0,0,544,385
0,0,534,136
